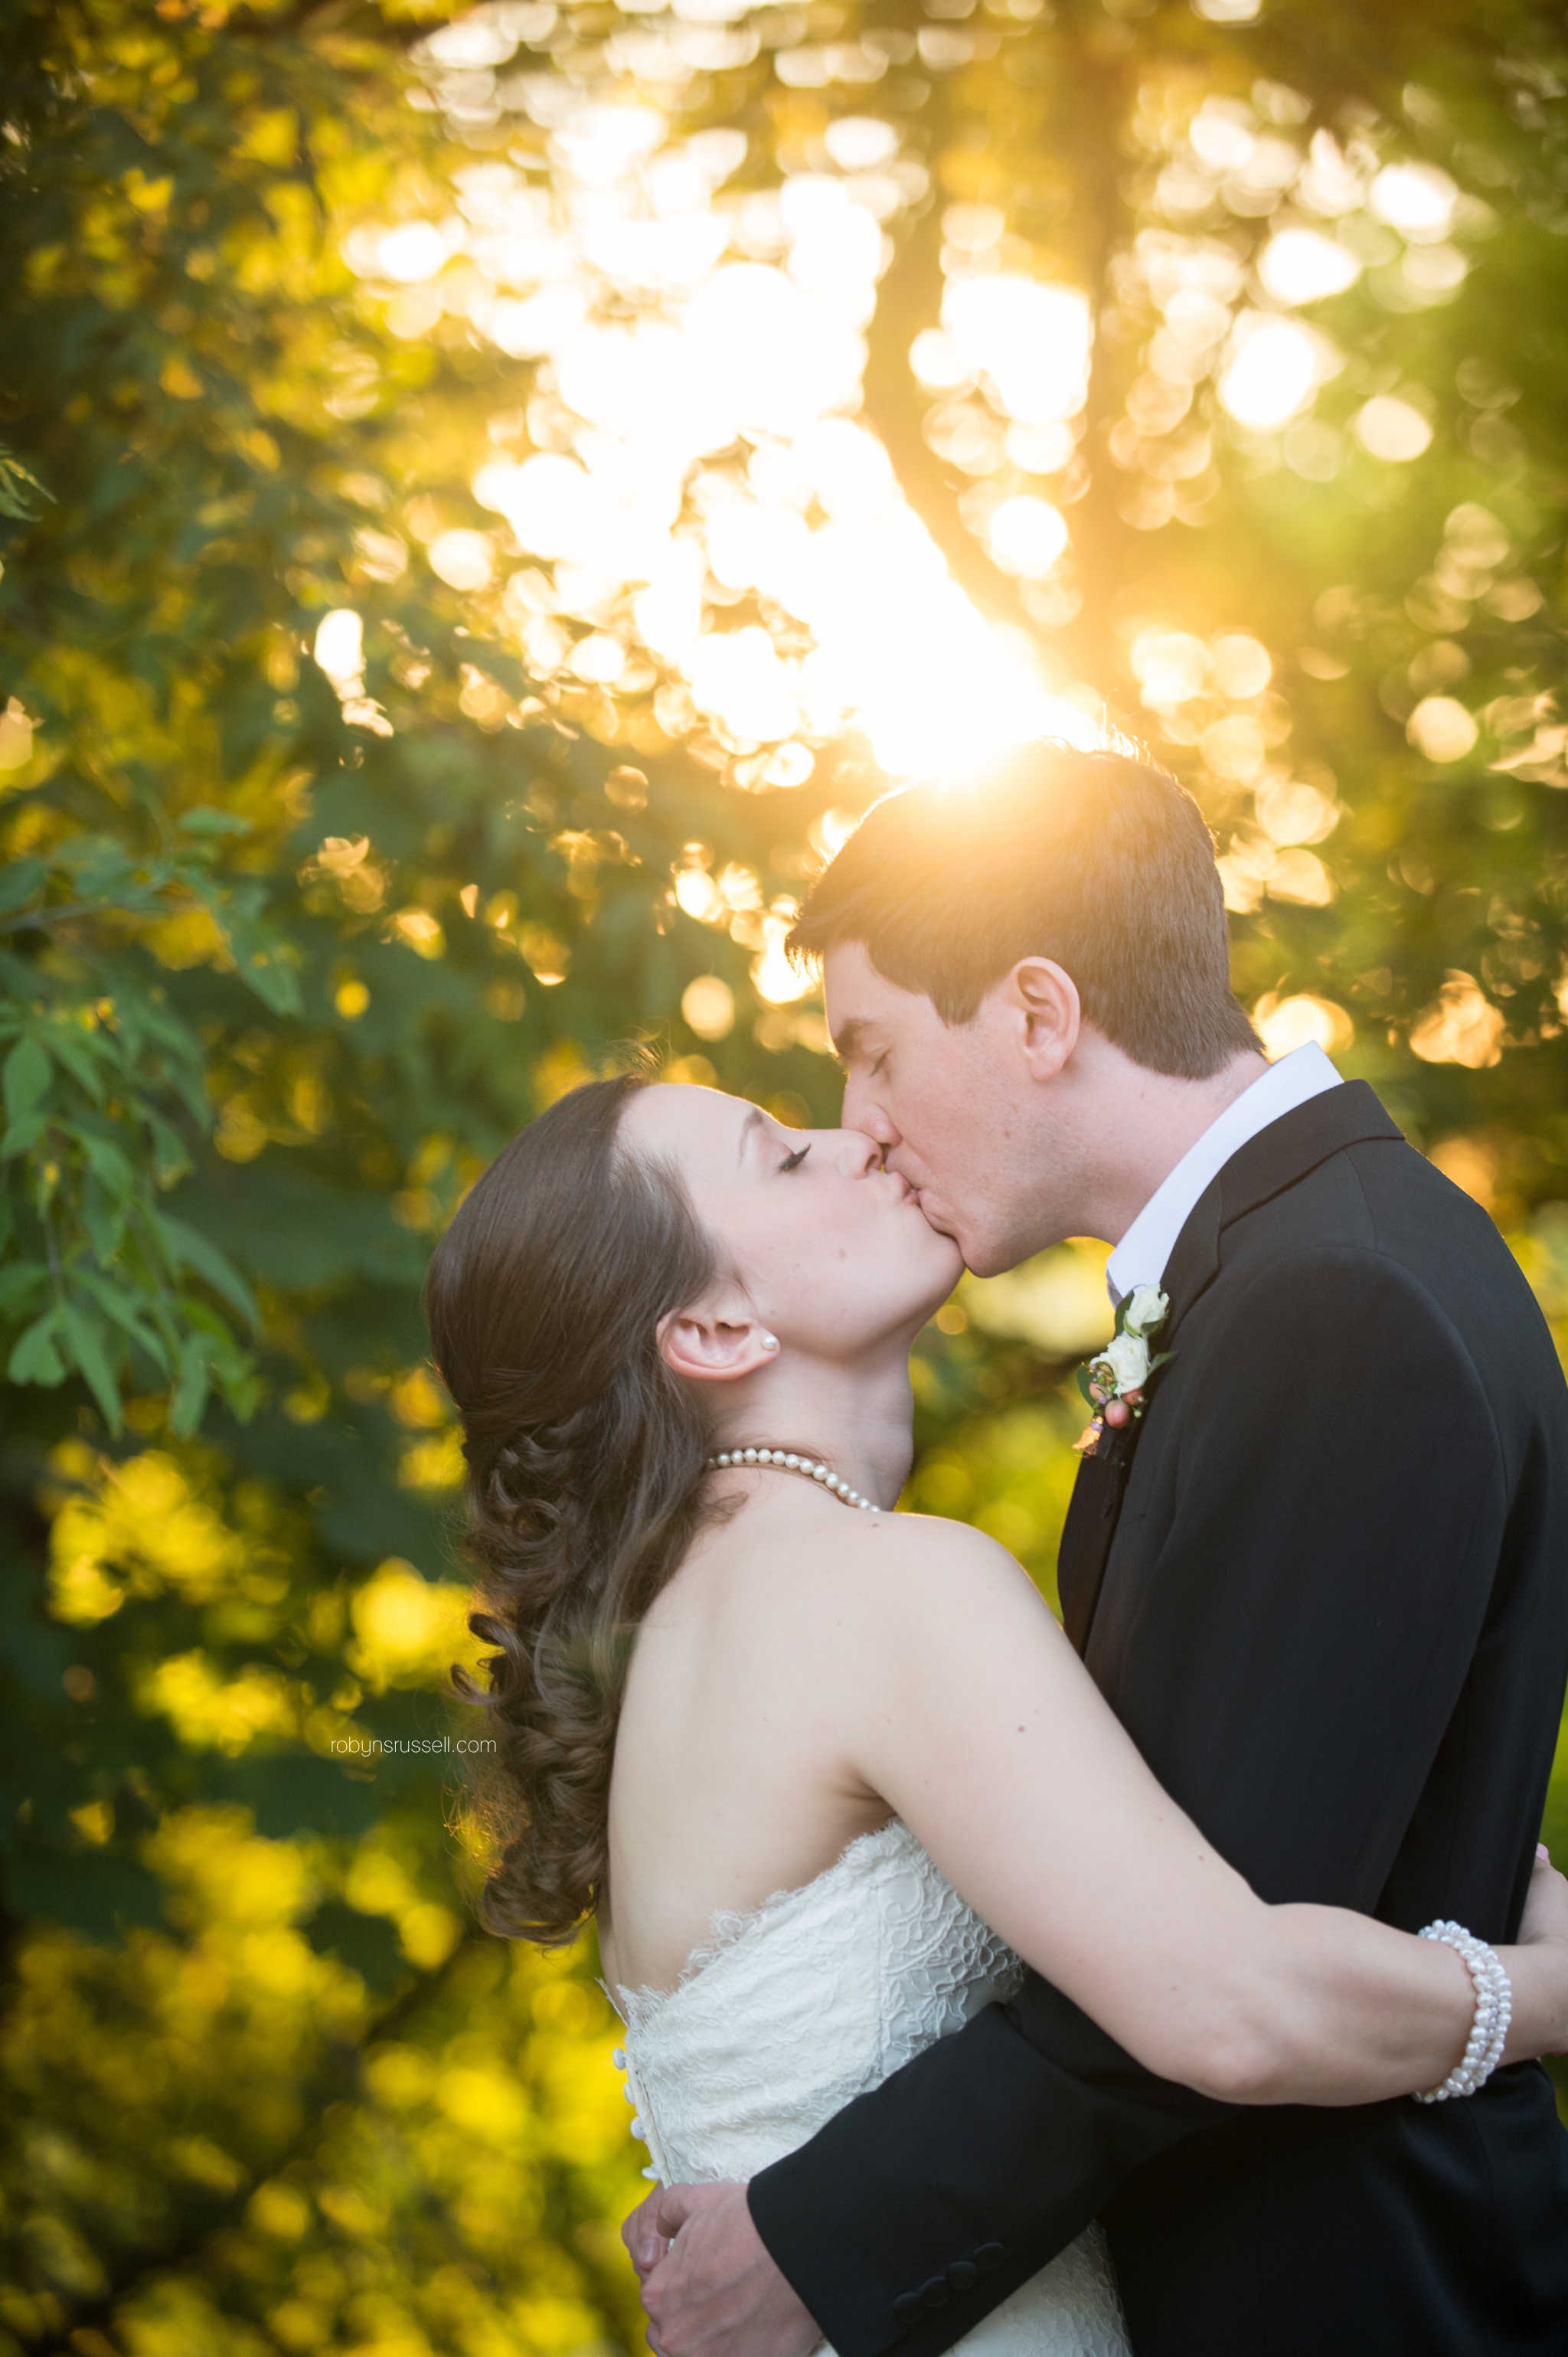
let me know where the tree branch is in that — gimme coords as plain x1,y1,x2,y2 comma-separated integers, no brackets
861,118,1046,645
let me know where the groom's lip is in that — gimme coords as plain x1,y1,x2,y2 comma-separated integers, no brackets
883,1164,943,1224
912,1185,955,1234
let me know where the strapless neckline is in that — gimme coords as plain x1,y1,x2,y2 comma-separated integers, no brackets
612,1816,910,2023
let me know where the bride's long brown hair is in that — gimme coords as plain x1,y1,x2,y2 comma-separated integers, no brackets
423,1075,717,1946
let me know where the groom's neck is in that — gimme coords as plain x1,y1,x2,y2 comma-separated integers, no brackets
1076,1039,1269,1247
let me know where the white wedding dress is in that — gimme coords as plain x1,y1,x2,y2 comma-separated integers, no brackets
612,1817,1129,2357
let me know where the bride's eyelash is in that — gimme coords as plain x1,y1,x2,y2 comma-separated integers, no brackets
779,1144,811,1172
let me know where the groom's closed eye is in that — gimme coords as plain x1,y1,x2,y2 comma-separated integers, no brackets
831,1018,870,1073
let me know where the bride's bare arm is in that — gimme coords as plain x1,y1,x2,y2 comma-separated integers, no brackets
833,1516,1568,2107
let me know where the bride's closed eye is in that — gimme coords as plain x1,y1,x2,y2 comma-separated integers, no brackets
779,1143,811,1172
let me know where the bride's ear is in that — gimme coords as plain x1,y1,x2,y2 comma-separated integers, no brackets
657,1292,780,1384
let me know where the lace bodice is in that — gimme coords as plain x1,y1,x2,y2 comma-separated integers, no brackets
612,1819,1129,2357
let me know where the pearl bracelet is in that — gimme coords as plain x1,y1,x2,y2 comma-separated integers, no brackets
1412,1920,1512,2104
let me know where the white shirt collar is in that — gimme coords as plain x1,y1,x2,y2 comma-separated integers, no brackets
1105,1044,1343,1305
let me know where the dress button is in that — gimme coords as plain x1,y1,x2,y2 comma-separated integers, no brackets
948,2261,978,2292
612,2047,626,2068
892,2293,923,2329
975,2243,1004,2274
920,2276,952,2310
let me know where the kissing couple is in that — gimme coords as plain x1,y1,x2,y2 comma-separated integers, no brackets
426,746,1568,2355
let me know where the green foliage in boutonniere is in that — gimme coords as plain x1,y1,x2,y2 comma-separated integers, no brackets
1073,1284,1174,1456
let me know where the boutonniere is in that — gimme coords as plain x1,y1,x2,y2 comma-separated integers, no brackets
1073,1284,1174,1459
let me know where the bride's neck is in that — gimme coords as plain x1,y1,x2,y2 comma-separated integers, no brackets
707,1339,916,1511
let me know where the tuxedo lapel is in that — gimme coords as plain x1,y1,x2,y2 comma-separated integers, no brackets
1057,1081,1403,1658
1154,1184,1223,1350
1058,1436,1135,1653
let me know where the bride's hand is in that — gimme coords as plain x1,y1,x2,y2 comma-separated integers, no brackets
1498,1844,1568,2071
1518,1843,1568,1953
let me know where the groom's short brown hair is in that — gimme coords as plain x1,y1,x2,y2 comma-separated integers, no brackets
786,742,1259,1080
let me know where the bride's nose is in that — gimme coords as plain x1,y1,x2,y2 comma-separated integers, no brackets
834,1129,887,1178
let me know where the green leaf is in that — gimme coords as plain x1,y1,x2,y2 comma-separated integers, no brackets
80,1177,127,1270
168,1340,213,1437
1,1110,48,1161
147,1113,196,1184
3,1034,51,1125
0,447,52,521
80,1132,139,1202
0,1260,46,1317
230,932,304,1018
45,1024,110,1101
8,1310,65,1386
0,859,47,915
187,878,303,1017
175,1294,242,1345
155,1211,261,1329
60,1302,123,1430
76,1268,170,1368
178,808,252,836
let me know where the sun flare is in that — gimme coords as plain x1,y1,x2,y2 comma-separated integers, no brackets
348,93,1106,786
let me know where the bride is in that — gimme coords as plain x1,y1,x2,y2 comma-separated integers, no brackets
424,1072,1568,2357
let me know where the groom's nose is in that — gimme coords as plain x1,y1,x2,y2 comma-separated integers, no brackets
841,1072,898,1146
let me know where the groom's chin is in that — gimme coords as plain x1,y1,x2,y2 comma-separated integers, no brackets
954,1237,1013,1280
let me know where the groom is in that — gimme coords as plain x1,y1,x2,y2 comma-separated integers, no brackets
629,744,1568,2355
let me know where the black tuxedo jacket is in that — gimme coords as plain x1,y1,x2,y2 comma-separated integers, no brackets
750,1084,1568,2355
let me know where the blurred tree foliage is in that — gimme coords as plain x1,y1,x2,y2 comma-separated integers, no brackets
5,0,1568,2346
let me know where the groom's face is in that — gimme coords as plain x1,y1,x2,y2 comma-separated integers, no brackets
825,940,1065,1277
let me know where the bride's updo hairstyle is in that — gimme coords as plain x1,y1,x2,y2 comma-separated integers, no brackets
424,1074,717,1946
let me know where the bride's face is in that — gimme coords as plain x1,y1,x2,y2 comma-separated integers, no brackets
621,1084,964,1357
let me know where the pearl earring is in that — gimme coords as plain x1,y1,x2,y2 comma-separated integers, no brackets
761,1332,779,1351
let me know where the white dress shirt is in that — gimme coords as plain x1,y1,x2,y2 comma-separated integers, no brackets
1104,1043,1343,1304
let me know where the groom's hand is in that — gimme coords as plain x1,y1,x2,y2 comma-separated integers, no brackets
629,2180,821,2357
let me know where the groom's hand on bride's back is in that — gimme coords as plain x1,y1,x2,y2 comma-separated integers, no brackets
624,2180,822,2357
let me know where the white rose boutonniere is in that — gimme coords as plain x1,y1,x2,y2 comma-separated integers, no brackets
1099,1330,1151,1394
1122,1284,1168,1338
1073,1285,1174,1458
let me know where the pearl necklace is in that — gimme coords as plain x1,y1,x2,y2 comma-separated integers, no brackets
707,1447,881,1512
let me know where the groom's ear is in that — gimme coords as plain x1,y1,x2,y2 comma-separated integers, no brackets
656,1290,777,1384
1008,957,1080,1080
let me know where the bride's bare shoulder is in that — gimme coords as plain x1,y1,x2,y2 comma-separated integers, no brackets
682,1498,1054,1653
780,1510,1065,1705
676,1502,1067,1722
805,1504,1051,1613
